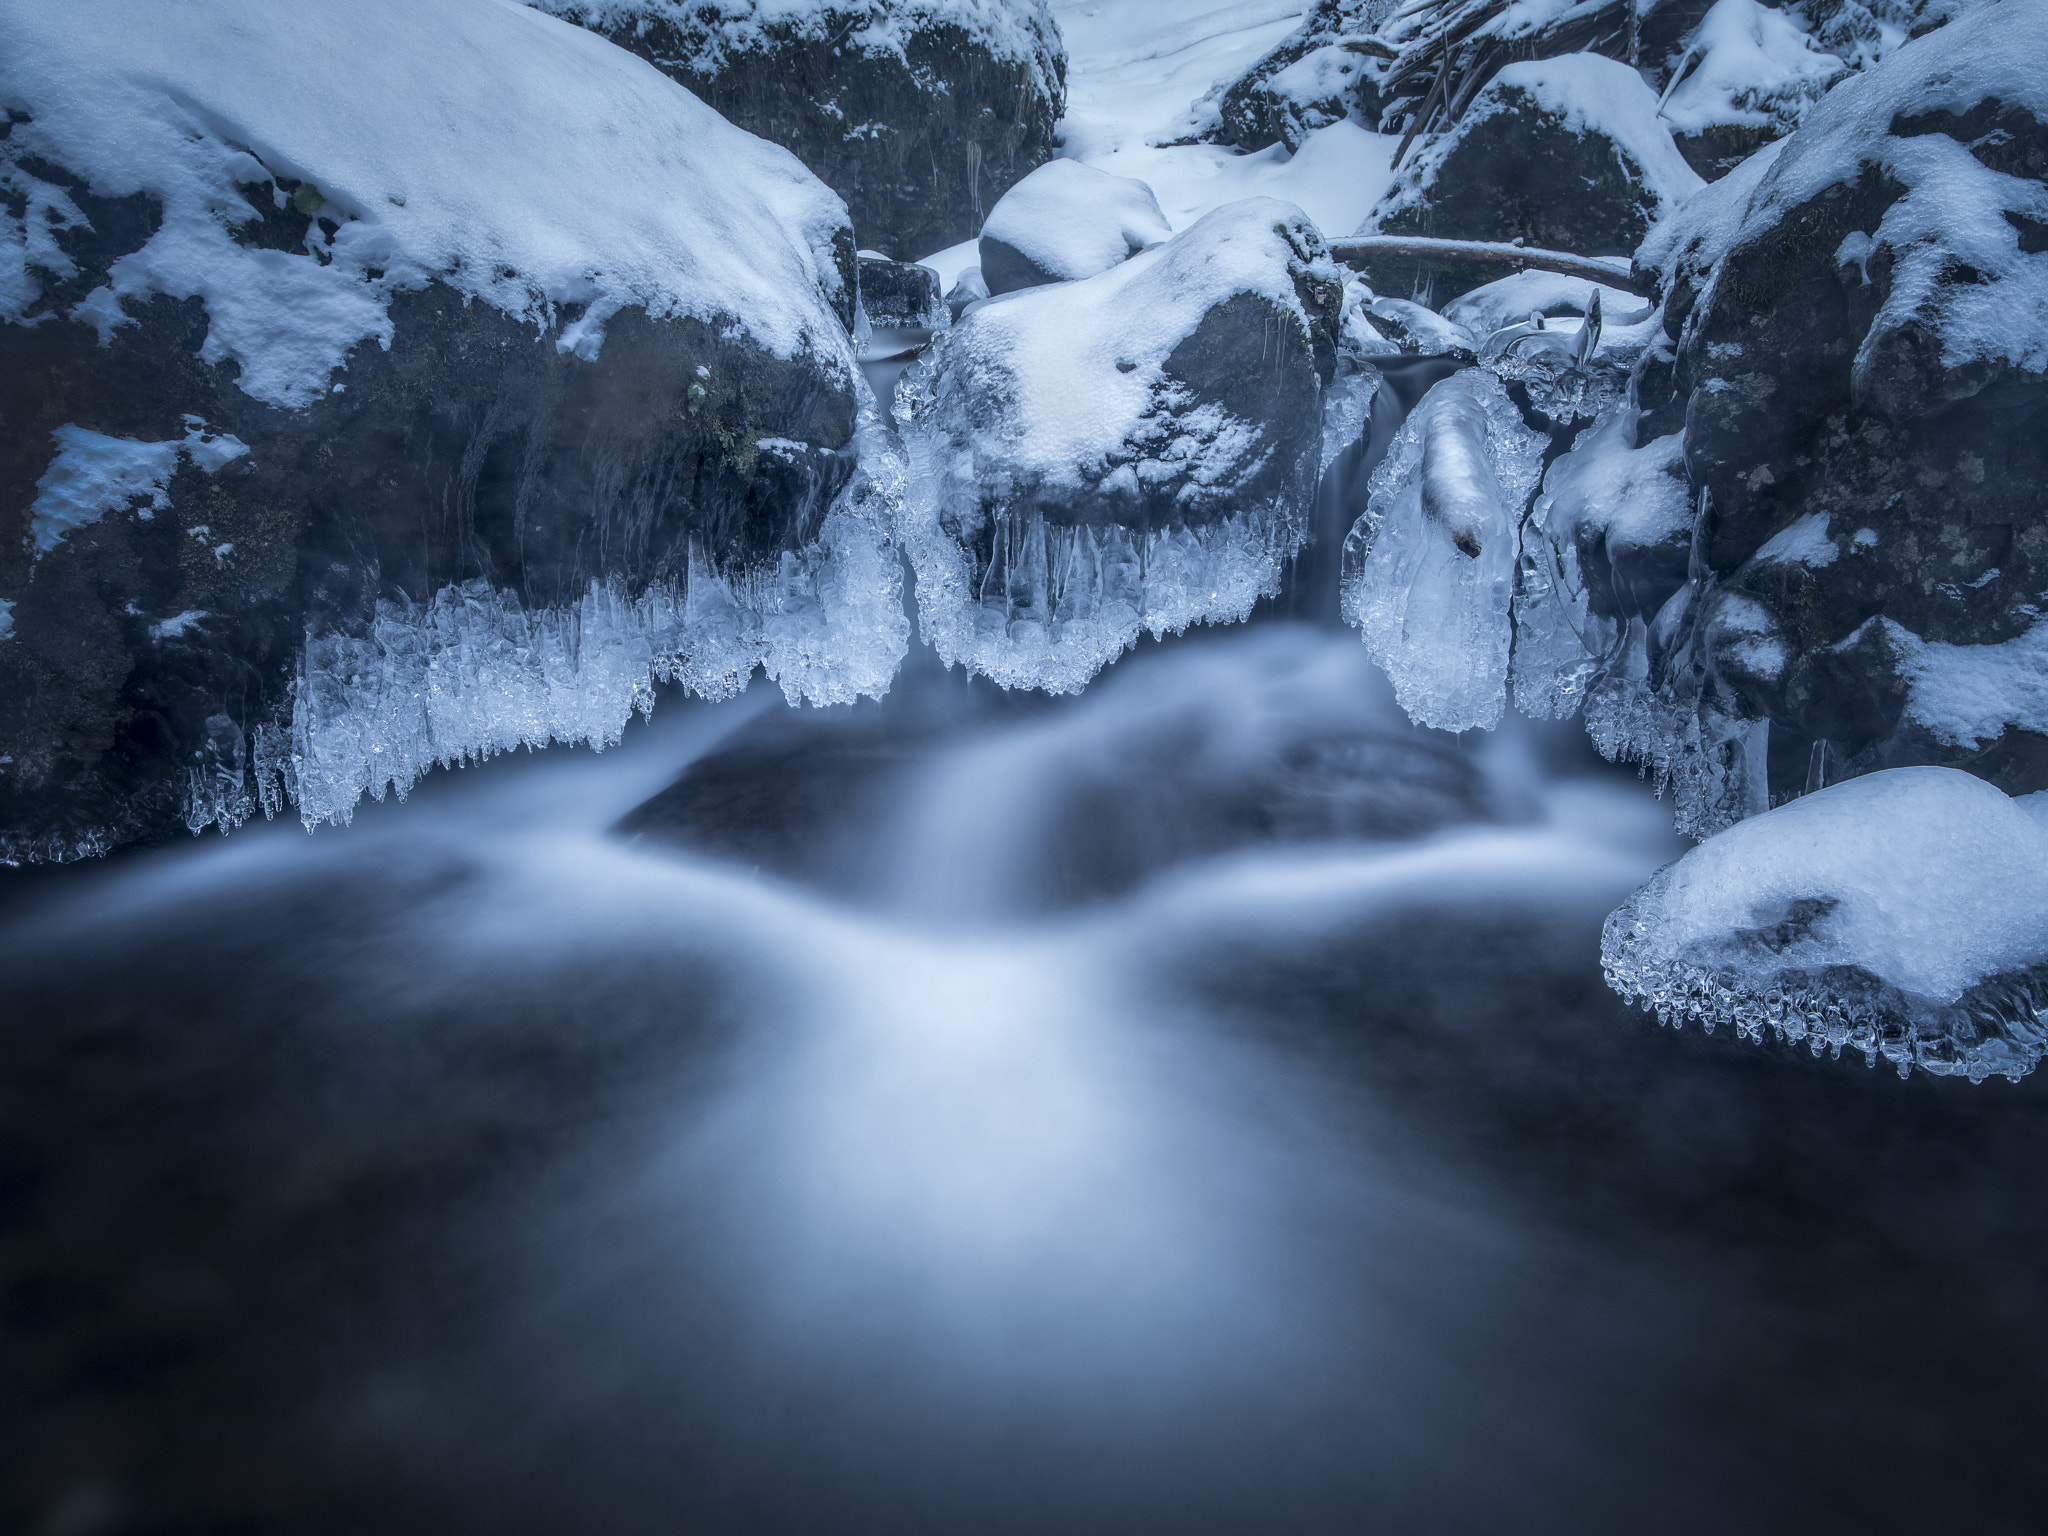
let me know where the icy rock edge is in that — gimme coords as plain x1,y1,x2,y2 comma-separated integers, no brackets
1602,768,2048,1082
199,395,908,838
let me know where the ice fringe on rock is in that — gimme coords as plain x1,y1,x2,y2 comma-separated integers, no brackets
1340,370,1544,732
1603,767,2048,1082
183,399,909,837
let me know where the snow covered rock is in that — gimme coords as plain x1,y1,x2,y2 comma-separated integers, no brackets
1211,0,1393,152
0,0,904,863
1659,0,1848,179
1627,0,2048,825
1603,766,2048,1081
532,0,1067,259
1357,54,1704,302
897,200,1345,692
976,160,1173,297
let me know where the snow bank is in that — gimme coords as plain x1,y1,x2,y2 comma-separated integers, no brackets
0,0,856,408
1660,0,1846,140
1604,766,2048,1081
978,159,1173,293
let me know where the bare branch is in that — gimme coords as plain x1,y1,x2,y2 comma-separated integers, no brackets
1327,236,1654,297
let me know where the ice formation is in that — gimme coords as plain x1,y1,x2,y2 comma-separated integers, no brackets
1604,767,2048,1081
1340,370,1546,732
898,199,1343,694
0,0,856,407
196,401,910,838
977,159,1173,291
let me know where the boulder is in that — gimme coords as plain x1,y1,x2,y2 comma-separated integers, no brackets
1358,54,1704,301
0,0,903,863
1619,1,2048,825
1213,0,1391,152
976,159,1173,296
896,199,1345,692
533,0,1066,260
858,255,945,331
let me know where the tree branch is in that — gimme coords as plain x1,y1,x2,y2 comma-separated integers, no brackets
1326,236,1654,298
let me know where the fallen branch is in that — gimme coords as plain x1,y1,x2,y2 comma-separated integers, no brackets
1327,236,1654,297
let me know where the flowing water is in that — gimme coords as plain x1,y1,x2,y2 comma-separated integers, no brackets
6,605,2047,1535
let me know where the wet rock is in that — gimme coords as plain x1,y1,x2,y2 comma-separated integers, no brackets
859,255,945,331
1359,54,1702,302
535,0,1067,259
1633,2,2048,810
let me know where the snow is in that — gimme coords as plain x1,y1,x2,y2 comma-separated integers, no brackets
1646,1,2048,388
27,421,252,558
1043,0,1398,245
979,159,1173,286
1,0,856,409
1660,0,1846,139
1879,616,2048,751
1372,55,1705,247
0,600,13,641
1754,511,1838,568
898,197,1339,692
1341,371,1548,732
28,428,180,556
1603,766,2048,1081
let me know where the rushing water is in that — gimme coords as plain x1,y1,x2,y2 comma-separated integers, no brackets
5,609,2048,1534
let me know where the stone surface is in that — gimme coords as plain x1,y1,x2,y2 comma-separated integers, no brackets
1213,0,1390,151
536,0,1066,259
1633,3,2048,811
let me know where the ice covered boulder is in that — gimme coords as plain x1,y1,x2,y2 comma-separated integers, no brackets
532,0,1066,259
976,160,1174,297
858,255,945,332
1340,370,1547,732
1210,0,1391,153
0,0,904,863
1603,767,2048,1081
897,199,1345,692
1356,54,1704,302
1659,0,1848,179
1624,0,2048,827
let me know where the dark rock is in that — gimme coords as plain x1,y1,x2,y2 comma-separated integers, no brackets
2,125,861,862
1213,0,1388,151
535,0,1066,259
859,255,945,331
1359,55,1701,303
1632,7,2048,811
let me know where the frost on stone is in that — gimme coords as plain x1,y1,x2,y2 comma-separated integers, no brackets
199,398,909,836
1340,370,1545,733
896,199,1343,695
1603,767,2048,1082
28,421,250,556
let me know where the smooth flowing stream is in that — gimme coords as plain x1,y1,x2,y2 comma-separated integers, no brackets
5,615,2047,1535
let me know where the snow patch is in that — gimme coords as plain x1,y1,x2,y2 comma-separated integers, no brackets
980,160,1173,287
